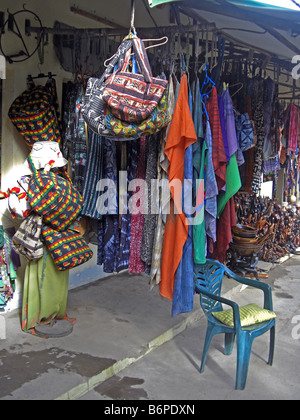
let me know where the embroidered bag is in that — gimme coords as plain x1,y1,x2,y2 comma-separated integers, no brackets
105,86,171,138
12,213,44,261
27,155,83,231
41,224,93,271
102,36,168,123
82,37,133,136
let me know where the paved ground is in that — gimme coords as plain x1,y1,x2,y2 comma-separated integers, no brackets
0,255,299,401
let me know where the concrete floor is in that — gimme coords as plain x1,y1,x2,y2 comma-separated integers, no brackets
0,255,300,401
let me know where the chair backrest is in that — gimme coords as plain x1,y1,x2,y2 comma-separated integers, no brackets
194,259,225,314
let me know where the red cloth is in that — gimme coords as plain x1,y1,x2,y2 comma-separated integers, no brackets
288,104,298,154
128,137,146,274
160,73,197,301
212,197,236,264
206,86,227,191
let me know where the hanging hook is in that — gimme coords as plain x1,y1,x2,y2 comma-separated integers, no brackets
130,0,137,36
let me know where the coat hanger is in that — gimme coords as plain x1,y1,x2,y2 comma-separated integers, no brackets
104,0,168,68
229,82,244,97
103,35,168,68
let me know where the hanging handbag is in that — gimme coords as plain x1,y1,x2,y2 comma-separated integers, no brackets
41,224,93,271
82,37,134,136
102,36,168,123
27,155,83,231
105,86,171,138
12,213,44,261
8,84,62,149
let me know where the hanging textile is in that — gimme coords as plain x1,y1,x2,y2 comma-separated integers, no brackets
222,87,238,158
128,137,147,274
204,122,218,246
80,131,103,219
212,197,237,264
206,86,227,191
288,104,298,154
149,78,175,286
172,86,195,316
141,134,160,273
97,140,120,273
217,153,241,218
117,139,140,272
160,73,197,301
193,134,206,265
250,77,265,194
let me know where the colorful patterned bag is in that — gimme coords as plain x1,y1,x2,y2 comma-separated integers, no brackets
41,224,93,271
8,84,62,149
82,37,133,136
27,155,83,231
102,36,168,123
105,86,171,138
12,213,44,261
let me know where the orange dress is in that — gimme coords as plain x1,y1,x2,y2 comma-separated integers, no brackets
159,73,197,301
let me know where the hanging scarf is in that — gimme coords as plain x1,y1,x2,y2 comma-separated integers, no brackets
160,73,197,301
206,86,227,191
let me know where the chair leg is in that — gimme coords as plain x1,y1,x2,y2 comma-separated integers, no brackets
200,324,215,373
224,333,235,355
236,333,252,390
268,324,275,365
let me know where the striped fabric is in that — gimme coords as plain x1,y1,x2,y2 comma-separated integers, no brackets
80,131,103,219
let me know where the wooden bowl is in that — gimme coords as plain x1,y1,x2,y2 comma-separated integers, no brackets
232,235,258,245
230,242,262,257
232,224,257,238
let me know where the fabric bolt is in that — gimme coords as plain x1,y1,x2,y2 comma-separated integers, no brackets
160,73,197,302
206,86,227,191
128,137,147,274
21,247,70,336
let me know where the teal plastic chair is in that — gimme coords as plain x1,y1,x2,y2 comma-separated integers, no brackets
194,258,275,390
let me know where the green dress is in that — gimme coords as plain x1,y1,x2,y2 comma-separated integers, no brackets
22,247,70,336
